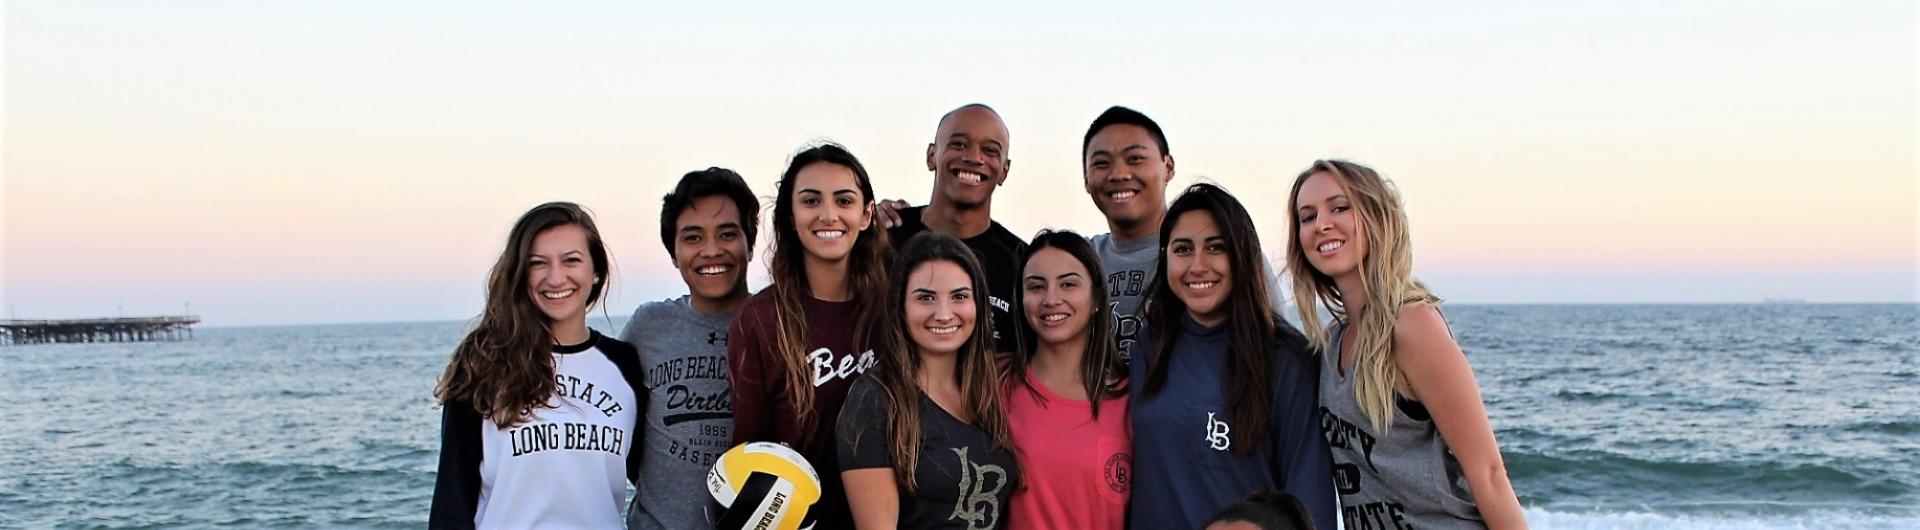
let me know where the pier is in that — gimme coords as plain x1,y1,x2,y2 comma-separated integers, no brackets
0,316,201,346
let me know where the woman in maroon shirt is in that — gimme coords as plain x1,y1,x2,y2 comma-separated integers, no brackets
728,142,890,529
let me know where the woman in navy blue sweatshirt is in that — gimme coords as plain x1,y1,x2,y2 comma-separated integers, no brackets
1129,183,1336,530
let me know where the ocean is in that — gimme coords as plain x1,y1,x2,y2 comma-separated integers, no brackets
2,304,1915,529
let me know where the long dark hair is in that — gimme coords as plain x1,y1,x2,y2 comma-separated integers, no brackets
766,142,890,441
870,232,1013,493
1207,491,1319,530
1141,183,1291,455
436,202,611,428
1009,229,1127,418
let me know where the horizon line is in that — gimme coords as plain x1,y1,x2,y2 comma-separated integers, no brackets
178,300,1920,329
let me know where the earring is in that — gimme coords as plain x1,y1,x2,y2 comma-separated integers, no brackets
593,277,601,284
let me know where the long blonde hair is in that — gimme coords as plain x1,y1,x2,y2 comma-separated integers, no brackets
1286,160,1438,432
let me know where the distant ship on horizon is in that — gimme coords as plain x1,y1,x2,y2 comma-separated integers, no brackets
1760,296,1809,304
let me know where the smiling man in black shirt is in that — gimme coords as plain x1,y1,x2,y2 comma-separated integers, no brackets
885,103,1027,354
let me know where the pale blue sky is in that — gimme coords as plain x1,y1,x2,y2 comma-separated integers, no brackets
3,1,1915,326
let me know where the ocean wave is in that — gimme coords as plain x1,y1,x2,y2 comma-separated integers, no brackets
1593,337,1672,351
95,456,427,488
1835,336,1917,352
1507,450,1915,506
1526,506,1920,530
1840,419,1920,436
1542,387,1766,413
354,439,436,468
9,458,431,528
1552,388,1621,402
265,388,339,399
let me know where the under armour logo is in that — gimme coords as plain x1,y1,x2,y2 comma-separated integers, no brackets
706,331,726,345
948,446,1009,529
1206,412,1232,451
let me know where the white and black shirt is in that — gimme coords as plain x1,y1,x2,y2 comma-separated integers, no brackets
430,331,646,530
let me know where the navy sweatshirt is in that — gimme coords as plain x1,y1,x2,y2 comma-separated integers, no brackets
1128,314,1337,530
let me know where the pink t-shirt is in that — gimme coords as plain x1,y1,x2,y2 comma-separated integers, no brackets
1004,369,1131,530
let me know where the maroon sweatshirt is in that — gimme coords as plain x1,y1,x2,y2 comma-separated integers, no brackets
728,288,877,528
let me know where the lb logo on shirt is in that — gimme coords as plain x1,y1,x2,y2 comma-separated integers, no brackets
948,446,1009,529
1104,452,1131,494
1205,412,1232,451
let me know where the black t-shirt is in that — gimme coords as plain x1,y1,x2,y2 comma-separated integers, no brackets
888,206,1026,354
837,374,1021,530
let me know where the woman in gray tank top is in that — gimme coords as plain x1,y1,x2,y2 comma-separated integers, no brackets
1283,160,1529,529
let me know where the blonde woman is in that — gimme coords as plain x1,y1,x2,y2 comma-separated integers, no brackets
1287,160,1527,529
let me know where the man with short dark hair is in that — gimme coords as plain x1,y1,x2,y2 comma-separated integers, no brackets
885,104,1027,353
621,167,759,530
1081,106,1296,362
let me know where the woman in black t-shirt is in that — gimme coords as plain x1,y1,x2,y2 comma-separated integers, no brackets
838,232,1021,530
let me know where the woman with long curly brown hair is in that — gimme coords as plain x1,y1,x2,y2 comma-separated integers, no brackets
728,142,891,530
429,201,645,529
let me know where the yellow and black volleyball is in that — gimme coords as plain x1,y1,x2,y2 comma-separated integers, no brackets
706,441,821,530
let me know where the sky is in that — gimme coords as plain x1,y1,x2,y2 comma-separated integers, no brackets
3,1,1915,326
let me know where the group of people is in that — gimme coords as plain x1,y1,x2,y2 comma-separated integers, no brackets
427,104,1528,530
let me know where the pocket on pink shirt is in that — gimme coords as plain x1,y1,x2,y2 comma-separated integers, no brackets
1096,435,1132,504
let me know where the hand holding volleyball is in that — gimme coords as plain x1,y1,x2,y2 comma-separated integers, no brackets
707,441,822,530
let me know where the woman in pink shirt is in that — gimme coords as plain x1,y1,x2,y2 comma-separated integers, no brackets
1004,230,1131,530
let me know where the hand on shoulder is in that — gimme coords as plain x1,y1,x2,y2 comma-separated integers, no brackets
876,199,912,229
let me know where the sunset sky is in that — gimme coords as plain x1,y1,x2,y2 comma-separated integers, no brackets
4,1,1915,326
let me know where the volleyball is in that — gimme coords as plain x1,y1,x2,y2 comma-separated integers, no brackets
707,441,822,530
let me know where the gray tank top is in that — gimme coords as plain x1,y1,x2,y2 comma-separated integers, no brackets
1319,322,1486,530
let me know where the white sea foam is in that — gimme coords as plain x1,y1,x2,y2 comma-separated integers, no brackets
1527,507,1920,530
